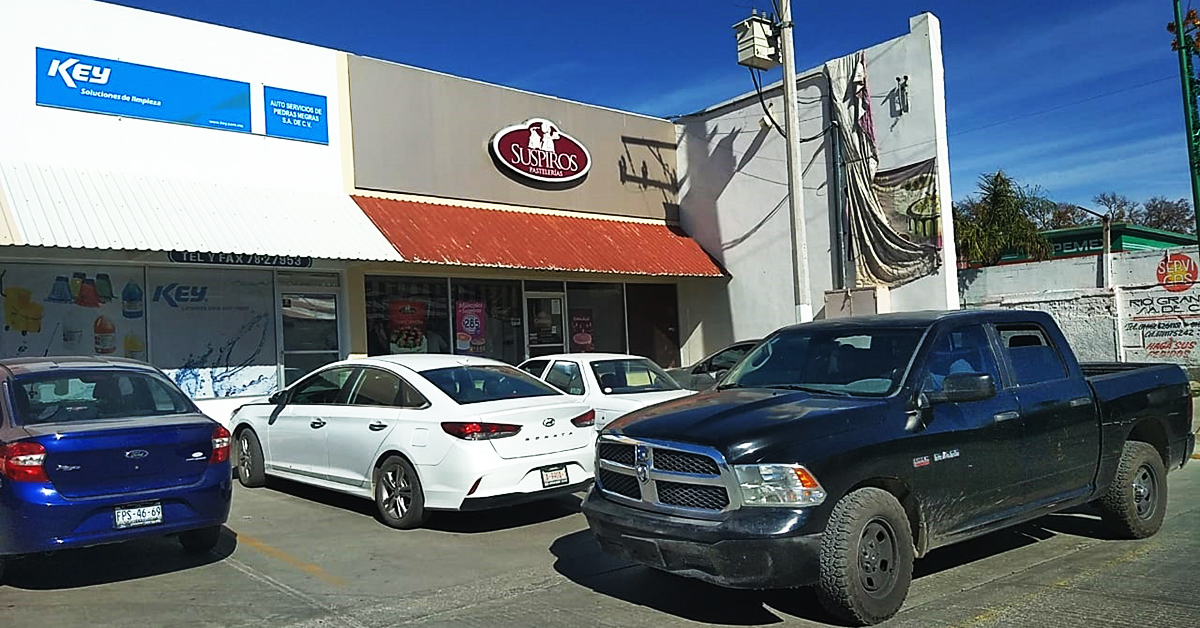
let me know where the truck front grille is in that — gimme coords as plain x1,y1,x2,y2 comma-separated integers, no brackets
657,481,729,510
595,436,734,518
598,469,641,499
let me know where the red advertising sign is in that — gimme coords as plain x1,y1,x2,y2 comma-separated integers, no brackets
490,118,591,184
1156,252,1197,293
388,300,428,353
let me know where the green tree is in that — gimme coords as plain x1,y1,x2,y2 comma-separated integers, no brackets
953,171,1051,266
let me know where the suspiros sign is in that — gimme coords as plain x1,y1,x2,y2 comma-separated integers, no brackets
490,118,591,185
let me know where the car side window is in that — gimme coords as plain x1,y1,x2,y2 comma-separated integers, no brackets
349,369,404,407
711,345,752,371
996,323,1068,385
545,361,585,396
399,380,429,408
290,367,356,405
923,325,1000,393
518,360,550,377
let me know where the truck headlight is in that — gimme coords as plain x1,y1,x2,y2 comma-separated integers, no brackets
734,464,826,507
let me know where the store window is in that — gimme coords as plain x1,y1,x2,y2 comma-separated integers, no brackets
451,279,523,364
566,283,626,354
364,276,451,356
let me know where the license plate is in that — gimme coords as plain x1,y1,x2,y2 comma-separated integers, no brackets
540,465,569,488
114,502,163,529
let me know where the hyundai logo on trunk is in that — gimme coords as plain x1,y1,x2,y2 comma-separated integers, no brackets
542,417,556,428
125,449,150,459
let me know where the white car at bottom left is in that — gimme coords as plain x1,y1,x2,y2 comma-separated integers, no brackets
229,354,597,529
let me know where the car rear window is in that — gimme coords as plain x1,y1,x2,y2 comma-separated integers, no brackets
10,369,196,425
421,365,562,404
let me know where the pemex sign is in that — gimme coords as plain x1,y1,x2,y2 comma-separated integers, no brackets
490,118,591,185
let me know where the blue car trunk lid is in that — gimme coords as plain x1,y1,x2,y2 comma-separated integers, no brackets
21,414,216,499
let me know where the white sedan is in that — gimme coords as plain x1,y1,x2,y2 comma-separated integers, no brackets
517,353,695,431
229,355,596,529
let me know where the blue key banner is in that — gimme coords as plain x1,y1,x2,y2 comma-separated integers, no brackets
35,47,251,133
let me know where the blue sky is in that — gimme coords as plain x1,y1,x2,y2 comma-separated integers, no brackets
106,0,1184,207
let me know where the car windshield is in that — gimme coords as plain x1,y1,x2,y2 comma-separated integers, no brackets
720,327,924,397
590,359,681,394
10,369,197,426
421,365,562,404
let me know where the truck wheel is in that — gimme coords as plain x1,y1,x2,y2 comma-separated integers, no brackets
235,428,266,488
816,487,914,626
374,456,427,529
1095,441,1167,539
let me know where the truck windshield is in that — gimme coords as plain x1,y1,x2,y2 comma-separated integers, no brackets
10,369,197,426
720,327,924,397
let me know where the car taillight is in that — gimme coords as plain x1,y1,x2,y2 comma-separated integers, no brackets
571,410,596,428
0,440,49,483
210,425,231,464
441,422,521,440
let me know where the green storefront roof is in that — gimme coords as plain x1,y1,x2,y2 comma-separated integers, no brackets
997,223,1196,262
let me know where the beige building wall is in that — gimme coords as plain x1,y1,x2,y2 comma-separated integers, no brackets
347,55,680,220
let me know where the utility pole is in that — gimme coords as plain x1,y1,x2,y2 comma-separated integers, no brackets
778,0,814,322
733,2,814,323
1169,0,1200,239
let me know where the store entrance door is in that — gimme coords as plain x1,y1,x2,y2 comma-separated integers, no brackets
280,293,341,386
525,293,566,358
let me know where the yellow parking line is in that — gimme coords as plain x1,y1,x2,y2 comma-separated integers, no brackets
1192,453,1200,460
236,532,345,587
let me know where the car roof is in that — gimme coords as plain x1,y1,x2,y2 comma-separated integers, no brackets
0,355,160,378
773,309,1051,333
349,353,509,373
521,353,652,363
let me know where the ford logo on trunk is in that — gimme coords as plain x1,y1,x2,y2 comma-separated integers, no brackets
124,449,150,459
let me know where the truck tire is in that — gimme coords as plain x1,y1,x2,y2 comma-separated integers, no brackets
816,487,915,626
234,428,267,488
1095,441,1167,539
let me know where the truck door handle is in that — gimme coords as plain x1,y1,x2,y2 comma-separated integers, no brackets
368,421,388,431
993,411,1020,423
1069,397,1091,408
310,419,326,429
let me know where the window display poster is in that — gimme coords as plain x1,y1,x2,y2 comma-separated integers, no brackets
1,263,147,360
455,300,486,355
147,267,276,399
389,300,429,353
570,308,594,352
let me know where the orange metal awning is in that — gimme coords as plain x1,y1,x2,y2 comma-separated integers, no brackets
352,196,724,277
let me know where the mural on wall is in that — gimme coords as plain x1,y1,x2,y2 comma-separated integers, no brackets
1,263,148,360
1121,251,1199,364
873,157,940,247
146,267,276,399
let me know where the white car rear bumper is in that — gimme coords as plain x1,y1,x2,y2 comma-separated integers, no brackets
418,440,596,511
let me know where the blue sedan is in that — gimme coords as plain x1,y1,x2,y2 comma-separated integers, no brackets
0,357,232,582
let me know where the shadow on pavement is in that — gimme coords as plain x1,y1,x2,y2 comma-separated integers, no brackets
260,477,581,533
2,525,237,590
551,506,1118,625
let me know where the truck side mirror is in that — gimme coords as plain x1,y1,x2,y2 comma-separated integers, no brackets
932,373,995,404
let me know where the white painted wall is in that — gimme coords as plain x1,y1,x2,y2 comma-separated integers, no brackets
0,0,346,192
676,13,957,364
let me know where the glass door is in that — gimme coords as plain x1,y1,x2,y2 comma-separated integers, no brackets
525,293,566,358
281,293,341,385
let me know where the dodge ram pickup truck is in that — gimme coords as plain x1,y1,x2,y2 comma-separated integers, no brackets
582,310,1194,626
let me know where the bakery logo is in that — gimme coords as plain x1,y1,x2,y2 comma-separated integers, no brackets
490,118,591,184
1157,252,1197,293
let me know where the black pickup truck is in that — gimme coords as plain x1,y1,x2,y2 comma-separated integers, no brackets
582,310,1194,626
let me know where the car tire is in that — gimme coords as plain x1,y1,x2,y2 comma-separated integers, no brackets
816,487,915,626
1095,441,1167,539
179,526,222,555
235,428,267,488
374,455,427,530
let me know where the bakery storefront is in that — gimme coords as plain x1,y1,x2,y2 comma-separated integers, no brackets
343,54,723,368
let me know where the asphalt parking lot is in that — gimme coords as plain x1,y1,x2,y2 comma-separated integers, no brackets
2,459,1199,628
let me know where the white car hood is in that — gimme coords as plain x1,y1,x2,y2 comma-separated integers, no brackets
598,389,694,414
